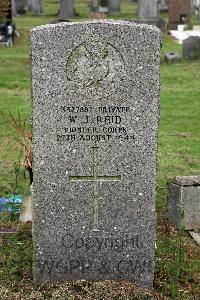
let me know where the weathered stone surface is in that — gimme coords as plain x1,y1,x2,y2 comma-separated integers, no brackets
31,20,161,288
175,176,200,186
189,231,200,246
12,0,17,17
168,177,200,230
183,36,200,59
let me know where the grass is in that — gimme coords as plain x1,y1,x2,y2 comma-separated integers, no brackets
0,0,200,299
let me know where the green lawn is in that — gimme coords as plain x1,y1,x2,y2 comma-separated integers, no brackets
0,0,200,299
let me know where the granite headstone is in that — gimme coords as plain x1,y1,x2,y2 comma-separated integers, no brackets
183,36,200,59
31,20,161,288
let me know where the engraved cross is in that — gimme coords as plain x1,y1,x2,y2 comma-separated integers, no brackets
69,146,121,231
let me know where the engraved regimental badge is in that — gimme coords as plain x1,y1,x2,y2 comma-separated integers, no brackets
66,40,126,99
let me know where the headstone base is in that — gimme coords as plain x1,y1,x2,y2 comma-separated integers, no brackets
31,20,161,289
168,176,200,230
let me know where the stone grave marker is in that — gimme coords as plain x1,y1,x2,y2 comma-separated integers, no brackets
137,0,165,31
168,0,191,30
138,0,159,20
15,0,27,14
109,0,120,15
159,0,168,12
59,0,74,20
31,20,161,288
183,36,200,59
28,0,43,15
0,0,12,24
168,176,200,230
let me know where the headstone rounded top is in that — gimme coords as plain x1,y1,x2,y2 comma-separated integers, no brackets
31,19,161,34
183,36,200,43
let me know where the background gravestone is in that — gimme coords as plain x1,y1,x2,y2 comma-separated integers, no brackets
168,0,191,30
15,0,27,14
28,0,43,15
168,176,200,230
108,0,120,15
91,0,99,13
159,0,168,12
12,0,17,17
59,0,74,20
31,20,161,288
91,0,109,18
0,0,12,24
137,0,165,31
138,0,159,20
183,36,200,59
